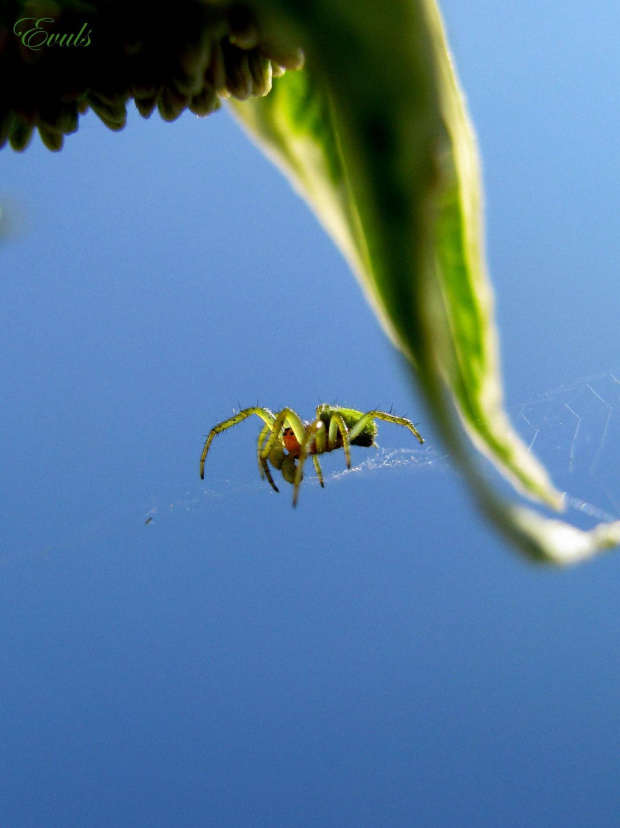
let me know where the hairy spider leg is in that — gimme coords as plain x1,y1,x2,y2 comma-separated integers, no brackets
323,408,352,469
347,410,424,445
200,406,276,479
293,419,326,506
256,423,279,493
259,408,307,463
257,423,269,481
312,455,325,487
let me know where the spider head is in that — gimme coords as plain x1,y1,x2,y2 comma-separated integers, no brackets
282,426,301,456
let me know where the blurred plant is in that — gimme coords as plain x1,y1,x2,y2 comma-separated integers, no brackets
0,0,303,150
2,0,619,563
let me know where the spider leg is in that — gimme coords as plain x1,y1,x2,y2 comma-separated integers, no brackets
260,407,306,462
327,411,352,469
348,410,424,445
312,416,327,454
293,419,325,506
257,423,279,493
200,406,275,479
257,424,269,481
312,455,325,487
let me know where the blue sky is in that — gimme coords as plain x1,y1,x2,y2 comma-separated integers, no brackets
1,2,620,825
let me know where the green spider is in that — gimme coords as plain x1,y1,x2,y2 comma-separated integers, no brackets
200,404,424,506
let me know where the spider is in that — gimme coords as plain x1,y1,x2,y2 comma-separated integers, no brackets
200,404,424,506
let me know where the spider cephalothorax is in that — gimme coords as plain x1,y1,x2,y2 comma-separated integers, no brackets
200,404,424,505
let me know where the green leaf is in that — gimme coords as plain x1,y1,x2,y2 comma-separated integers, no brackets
230,0,620,564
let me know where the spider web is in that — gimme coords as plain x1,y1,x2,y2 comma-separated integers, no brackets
146,370,620,528
511,370,620,525
312,370,620,527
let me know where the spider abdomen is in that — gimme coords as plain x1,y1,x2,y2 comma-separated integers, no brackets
317,405,378,447
282,407,378,457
